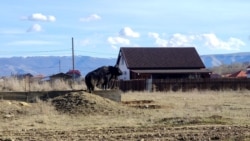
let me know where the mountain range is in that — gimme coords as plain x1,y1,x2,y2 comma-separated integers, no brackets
0,56,116,77
1,52,250,77
201,52,250,67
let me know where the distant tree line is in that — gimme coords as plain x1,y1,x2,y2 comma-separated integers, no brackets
210,62,250,75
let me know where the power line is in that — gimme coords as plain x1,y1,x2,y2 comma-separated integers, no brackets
75,49,118,55
0,49,118,56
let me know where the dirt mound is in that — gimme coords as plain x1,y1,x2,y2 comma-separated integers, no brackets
51,92,127,115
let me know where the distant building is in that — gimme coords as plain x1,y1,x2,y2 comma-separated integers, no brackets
50,73,72,80
13,73,33,79
246,66,250,78
228,70,247,78
66,70,81,79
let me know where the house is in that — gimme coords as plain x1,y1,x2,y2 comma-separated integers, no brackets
247,66,250,78
116,47,211,80
13,73,33,79
49,73,72,80
228,70,247,78
66,70,81,79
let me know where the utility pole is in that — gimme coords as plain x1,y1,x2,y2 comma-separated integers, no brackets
72,37,75,79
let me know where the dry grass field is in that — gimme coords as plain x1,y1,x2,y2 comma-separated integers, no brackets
0,79,250,140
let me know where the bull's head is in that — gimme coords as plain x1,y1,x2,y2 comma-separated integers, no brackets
109,65,122,76
114,65,122,76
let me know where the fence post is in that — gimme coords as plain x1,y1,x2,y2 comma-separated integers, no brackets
146,78,152,92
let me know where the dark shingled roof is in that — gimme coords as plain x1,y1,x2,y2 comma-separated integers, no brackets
118,47,205,69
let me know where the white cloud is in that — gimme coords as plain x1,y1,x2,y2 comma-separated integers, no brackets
119,27,140,38
148,32,168,46
148,32,245,50
111,45,118,50
168,33,196,47
148,32,195,47
47,15,56,22
80,14,101,22
22,13,56,22
107,36,130,45
27,24,42,32
201,33,245,50
106,27,140,49
107,28,137,49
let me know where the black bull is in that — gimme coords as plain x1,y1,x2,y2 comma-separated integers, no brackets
85,66,122,93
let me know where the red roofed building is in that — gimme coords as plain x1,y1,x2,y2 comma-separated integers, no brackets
228,70,247,78
66,70,81,79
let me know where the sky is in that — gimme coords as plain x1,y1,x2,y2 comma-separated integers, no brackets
0,0,250,58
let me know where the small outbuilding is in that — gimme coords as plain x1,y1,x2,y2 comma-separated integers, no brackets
116,47,211,80
50,73,72,80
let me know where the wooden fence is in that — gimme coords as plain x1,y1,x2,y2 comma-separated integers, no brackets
118,79,147,92
116,78,250,92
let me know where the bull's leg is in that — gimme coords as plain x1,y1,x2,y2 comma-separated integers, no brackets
102,76,109,90
102,84,107,90
86,86,91,93
87,82,94,93
88,87,92,93
86,85,91,93
90,84,95,93
89,88,93,93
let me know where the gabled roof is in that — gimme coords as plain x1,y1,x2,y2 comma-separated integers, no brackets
50,73,72,79
66,70,81,75
117,47,205,69
228,70,247,78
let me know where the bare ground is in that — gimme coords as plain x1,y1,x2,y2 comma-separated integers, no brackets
0,91,250,141
1,125,249,141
